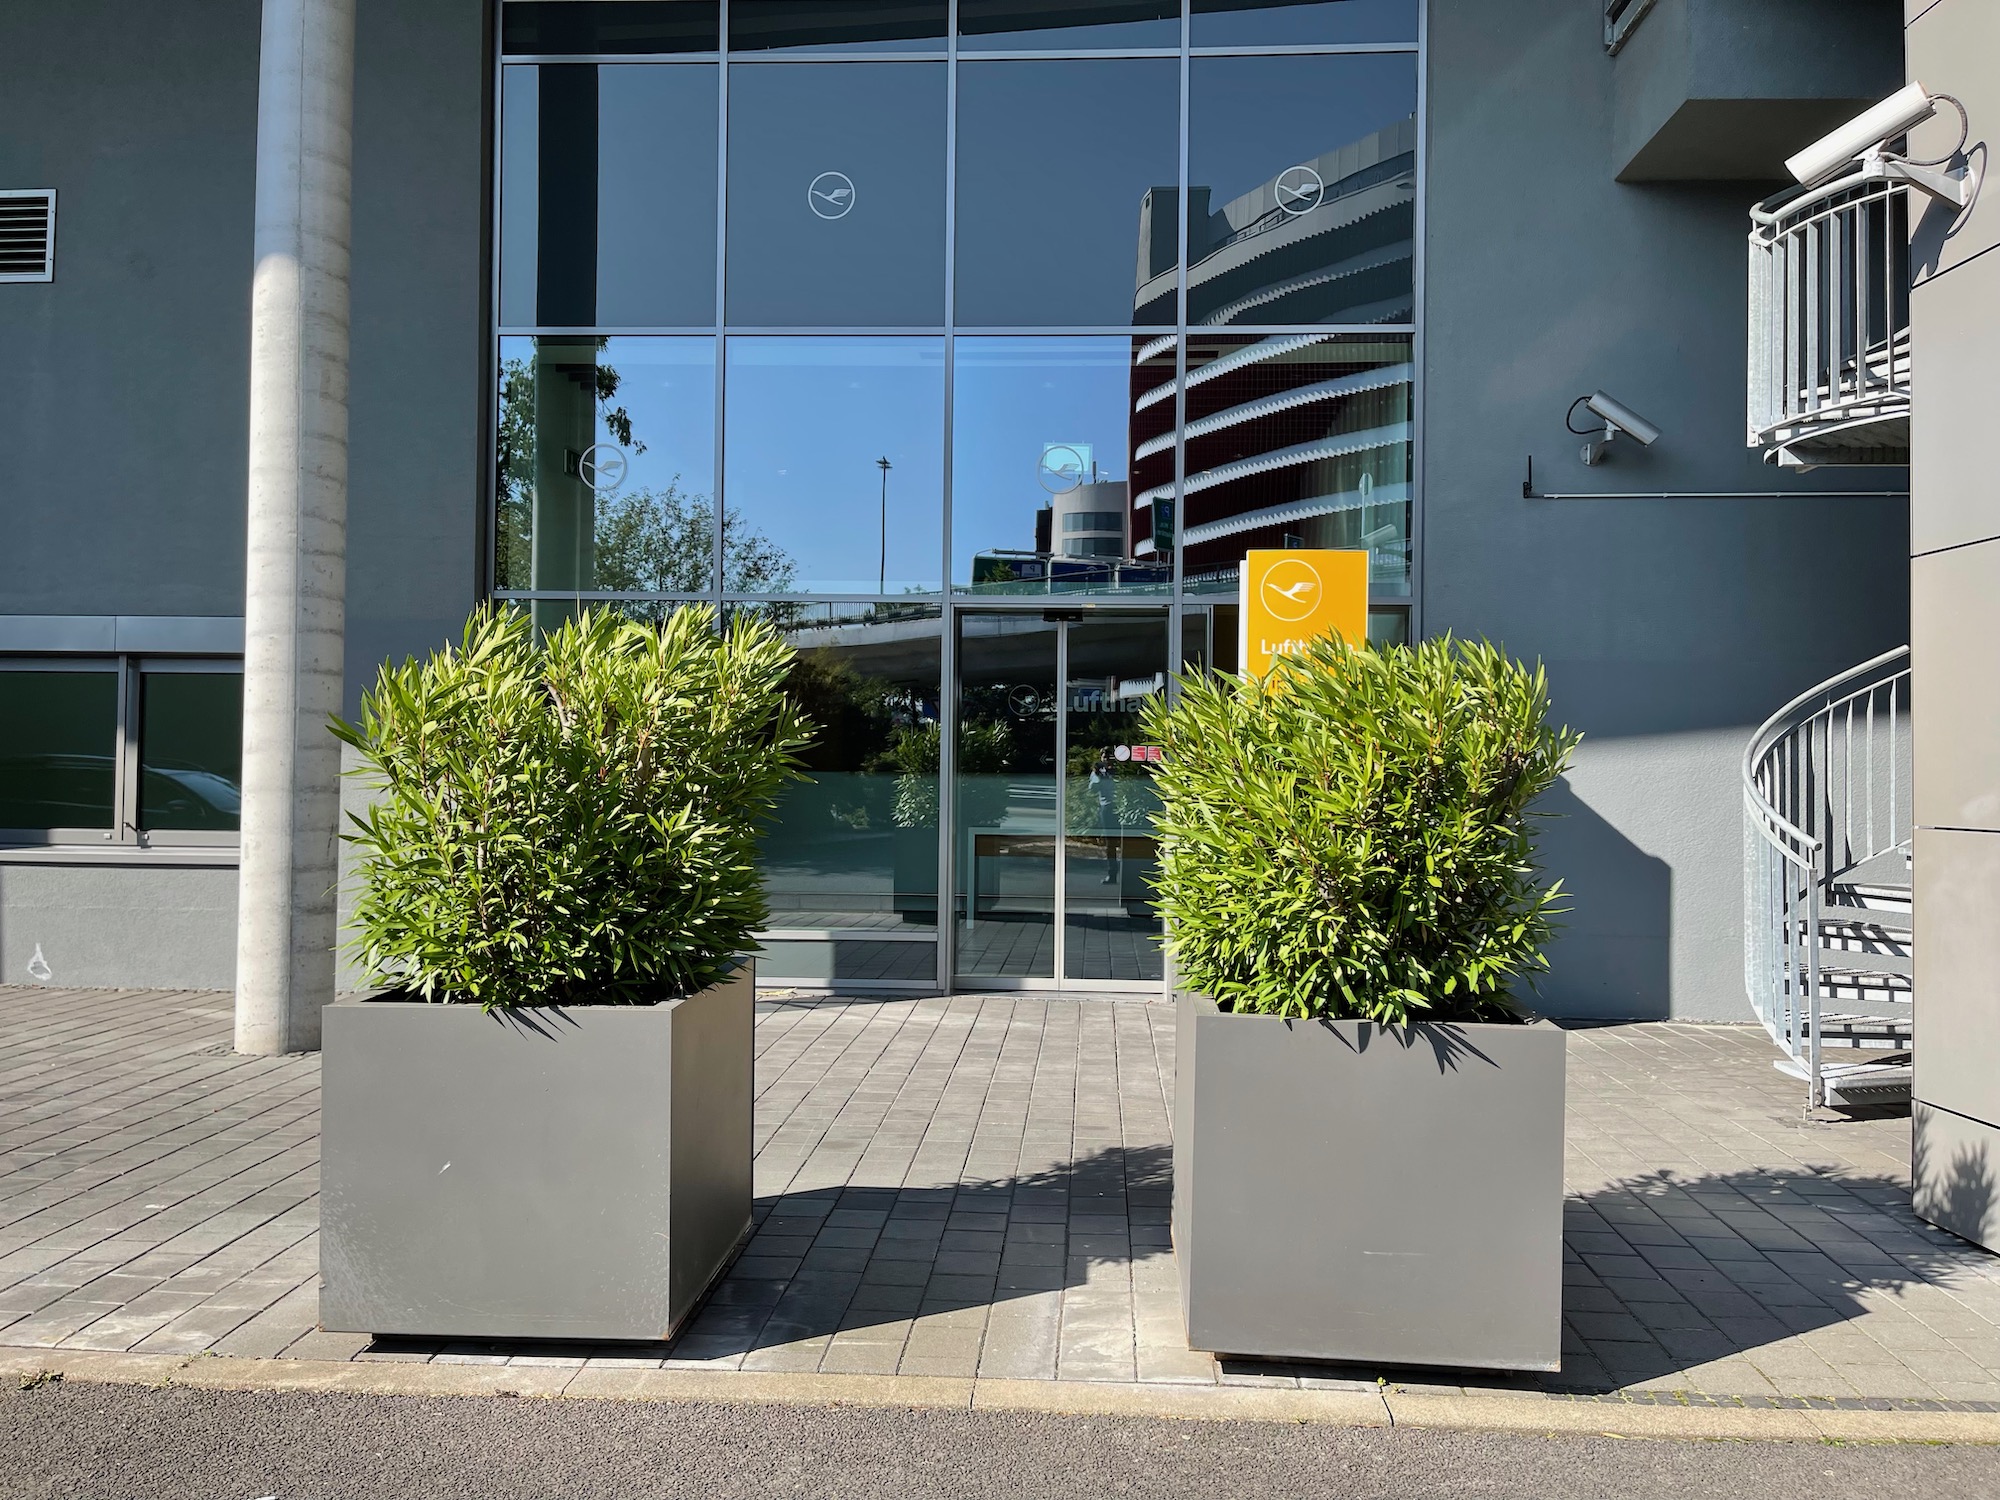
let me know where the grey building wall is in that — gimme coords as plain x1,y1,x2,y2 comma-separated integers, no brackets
0,0,488,991
1425,1,1911,1020
0,1,259,619
1612,0,1903,180
1906,0,2000,1253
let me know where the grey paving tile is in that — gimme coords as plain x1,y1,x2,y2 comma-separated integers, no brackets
1,989,1985,1407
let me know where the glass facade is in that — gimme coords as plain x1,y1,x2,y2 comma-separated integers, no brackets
494,1,1422,988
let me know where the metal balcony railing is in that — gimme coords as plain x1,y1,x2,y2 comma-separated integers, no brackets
1743,648,1912,1110
1747,172,1912,467
1604,0,1658,55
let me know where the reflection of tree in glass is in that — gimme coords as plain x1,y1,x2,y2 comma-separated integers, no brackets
495,351,640,589
887,719,1013,831
594,482,796,594
494,352,795,593
783,649,935,832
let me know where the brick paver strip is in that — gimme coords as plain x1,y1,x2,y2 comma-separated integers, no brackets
2,985,1998,1409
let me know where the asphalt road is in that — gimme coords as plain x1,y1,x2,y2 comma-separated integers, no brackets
3,1382,1997,1500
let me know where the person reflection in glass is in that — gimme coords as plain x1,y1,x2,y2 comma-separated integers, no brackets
1090,747,1122,887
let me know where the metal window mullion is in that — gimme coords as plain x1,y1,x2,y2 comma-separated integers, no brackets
484,9,507,600
1158,0,1191,1001
1407,0,1427,638
938,0,959,992
116,656,140,845
712,5,729,612
1171,3,1191,640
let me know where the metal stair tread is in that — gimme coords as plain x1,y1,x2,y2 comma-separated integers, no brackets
1773,1054,1912,1105
1818,967,1913,994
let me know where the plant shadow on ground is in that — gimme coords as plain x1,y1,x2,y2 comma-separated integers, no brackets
360,1142,1180,1368
359,1150,1996,1395
1385,1155,1997,1398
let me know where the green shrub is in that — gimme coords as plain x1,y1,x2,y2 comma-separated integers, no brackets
1141,636,1579,1024
333,605,810,1010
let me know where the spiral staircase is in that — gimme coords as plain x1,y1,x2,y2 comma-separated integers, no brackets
1742,649,1913,1110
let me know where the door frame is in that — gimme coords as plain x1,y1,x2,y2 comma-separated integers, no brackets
943,601,1173,996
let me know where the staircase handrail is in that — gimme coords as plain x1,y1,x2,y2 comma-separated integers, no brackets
1742,644,1911,848
1742,646,1911,1109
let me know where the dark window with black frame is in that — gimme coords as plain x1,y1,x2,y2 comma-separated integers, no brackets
0,659,243,847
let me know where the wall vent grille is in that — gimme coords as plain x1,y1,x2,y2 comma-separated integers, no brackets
0,191,56,282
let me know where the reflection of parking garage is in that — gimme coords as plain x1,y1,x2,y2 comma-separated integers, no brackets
1135,333,1413,611
1135,119,1416,328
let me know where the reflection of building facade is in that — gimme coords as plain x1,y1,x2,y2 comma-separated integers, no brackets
1052,480,1129,560
1134,124,1418,617
1144,334,1413,606
1136,119,1418,328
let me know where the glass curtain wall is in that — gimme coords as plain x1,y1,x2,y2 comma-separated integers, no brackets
492,0,1423,990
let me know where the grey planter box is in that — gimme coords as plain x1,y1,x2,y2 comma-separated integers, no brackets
1172,991,1565,1372
320,964,754,1343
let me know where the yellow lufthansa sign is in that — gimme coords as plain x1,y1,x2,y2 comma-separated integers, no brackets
1238,549,1368,678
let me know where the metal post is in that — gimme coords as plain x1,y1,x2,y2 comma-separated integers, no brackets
877,455,892,594
236,0,355,1056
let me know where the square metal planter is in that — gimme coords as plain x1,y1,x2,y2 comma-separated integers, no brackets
319,964,754,1343
1172,991,1565,1372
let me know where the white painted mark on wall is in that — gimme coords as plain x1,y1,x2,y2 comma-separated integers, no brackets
26,945,51,984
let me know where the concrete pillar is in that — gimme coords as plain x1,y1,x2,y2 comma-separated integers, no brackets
235,0,355,1056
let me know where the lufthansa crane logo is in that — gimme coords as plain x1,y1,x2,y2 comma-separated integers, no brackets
1037,444,1089,495
808,171,856,220
1274,164,1324,217
1259,556,1323,623
577,444,628,492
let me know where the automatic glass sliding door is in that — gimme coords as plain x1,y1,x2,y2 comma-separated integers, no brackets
951,611,1166,988
1061,615,1165,984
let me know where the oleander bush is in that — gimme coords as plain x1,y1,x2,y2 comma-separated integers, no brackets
1141,635,1579,1025
333,605,810,1010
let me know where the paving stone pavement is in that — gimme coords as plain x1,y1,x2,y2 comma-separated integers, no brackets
3,985,1998,1405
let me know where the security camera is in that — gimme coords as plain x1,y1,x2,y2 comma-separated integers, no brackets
1787,82,1944,187
1569,391,1661,466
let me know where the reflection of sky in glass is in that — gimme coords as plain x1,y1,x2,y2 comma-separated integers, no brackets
575,338,716,500
724,337,945,594
951,339,1136,581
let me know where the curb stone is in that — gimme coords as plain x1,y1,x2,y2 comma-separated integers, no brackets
3,1346,1998,1444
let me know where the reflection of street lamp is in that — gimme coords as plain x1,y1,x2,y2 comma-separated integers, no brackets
876,455,892,592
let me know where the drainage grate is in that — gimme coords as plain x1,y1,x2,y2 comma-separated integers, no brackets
0,190,57,282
